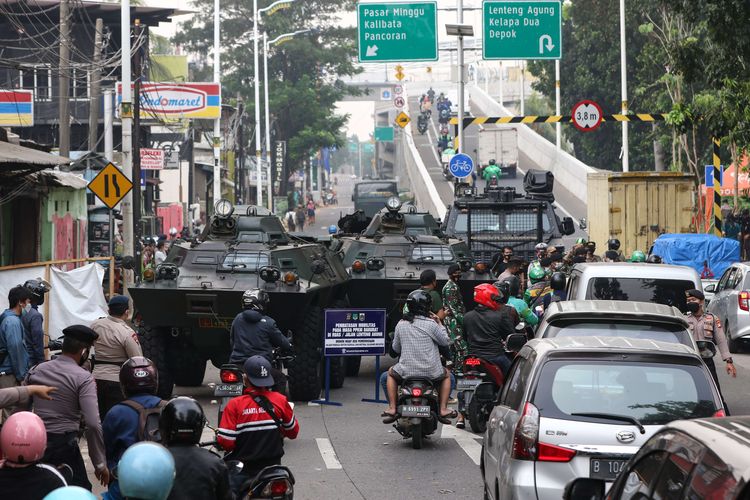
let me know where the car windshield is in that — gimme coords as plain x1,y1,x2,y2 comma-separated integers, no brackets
544,320,693,348
410,245,454,262
534,359,717,425
453,210,551,234
220,252,270,271
585,278,695,310
355,183,397,198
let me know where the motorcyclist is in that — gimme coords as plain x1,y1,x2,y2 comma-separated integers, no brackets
524,265,550,306
498,276,538,327
0,411,67,498
527,242,548,275
229,289,292,394
437,133,452,153
629,250,647,262
482,159,502,182
463,284,518,375
382,290,454,424
160,397,232,500
117,442,175,500
442,141,456,161
427,87,435,102
539,272,568,311
217,356,299,496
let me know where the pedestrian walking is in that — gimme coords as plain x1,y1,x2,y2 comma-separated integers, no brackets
285,208,296,232
25,325,110,490
307,199,316,225
295,205,306,232
0,285,32,420
90,295,143,419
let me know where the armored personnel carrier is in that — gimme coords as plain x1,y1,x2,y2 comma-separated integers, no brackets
441,170,576,264
129,201,350,401
331,197,489,374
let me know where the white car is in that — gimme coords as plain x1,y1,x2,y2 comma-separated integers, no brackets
481,337,724,500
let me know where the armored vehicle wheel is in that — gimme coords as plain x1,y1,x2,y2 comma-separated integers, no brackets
138,326,174,399
344,356,362,377
326,357,345,389
288,306,323,401
168,343,207,387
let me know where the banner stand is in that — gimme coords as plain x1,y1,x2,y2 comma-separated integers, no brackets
361,356,388,404
311,357,342,407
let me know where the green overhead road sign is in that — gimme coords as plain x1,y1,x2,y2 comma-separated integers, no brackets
483,1,562,60
374,126,394,142
357,1,438,62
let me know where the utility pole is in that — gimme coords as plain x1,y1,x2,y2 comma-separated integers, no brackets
104,90,113,161
133,20,143,274
555,60,561,150
457,0,465,154
58,0,70,157
213,0,221,208
619,0,629,172
121,0,134,280
88,18,104,153
237,99,244,203
253,0,263,207
263,31,272,210
520,61,525,116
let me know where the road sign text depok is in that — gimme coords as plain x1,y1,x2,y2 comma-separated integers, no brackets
483,1,562,60
358,1,438,62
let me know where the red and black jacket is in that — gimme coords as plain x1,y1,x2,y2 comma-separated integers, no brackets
217,387,299,465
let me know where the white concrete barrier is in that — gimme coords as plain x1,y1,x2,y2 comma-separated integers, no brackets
469,85,596,205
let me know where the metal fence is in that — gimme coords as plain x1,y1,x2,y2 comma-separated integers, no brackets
466,206,544,263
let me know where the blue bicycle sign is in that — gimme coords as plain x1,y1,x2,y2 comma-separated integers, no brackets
448,153,474,178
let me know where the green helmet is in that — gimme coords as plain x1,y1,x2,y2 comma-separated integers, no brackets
529,265,546,283
630,250,646,262
575,237,588,244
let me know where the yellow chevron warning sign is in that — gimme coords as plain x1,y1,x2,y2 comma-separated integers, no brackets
395,111,410,128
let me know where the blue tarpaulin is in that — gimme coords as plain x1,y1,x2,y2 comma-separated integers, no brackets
651,234,740,277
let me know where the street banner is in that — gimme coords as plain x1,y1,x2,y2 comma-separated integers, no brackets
116,82,221,120
324,309,386,356
140,148,165,170
0,90,33,126
274,141,286,195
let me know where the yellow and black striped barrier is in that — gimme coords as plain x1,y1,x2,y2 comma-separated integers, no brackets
713,138,722,237
449,114,668,128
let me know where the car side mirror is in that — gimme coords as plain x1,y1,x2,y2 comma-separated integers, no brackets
578,217,588,230
506,333,527,352
561,217,575,236
704,283,716,293
696,340,717,359
564,477,605,500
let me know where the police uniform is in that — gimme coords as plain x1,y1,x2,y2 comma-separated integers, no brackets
91,295,143,419
685,312,732,382
25,325,106,490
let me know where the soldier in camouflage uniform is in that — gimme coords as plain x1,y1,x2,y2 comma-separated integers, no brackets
442,264,469,428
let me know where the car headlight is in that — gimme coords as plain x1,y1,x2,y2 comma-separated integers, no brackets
385,196,402,212
214,198,234,217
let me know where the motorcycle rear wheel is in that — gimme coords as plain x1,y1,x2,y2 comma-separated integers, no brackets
468,398,488,434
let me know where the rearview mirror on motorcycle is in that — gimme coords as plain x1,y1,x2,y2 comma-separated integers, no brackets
506,333,527,352
696,340,717,359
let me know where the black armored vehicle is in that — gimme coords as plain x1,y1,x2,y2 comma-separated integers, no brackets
352,180,399,218
129,201,350,401
441,170,576,264
332,197,490,364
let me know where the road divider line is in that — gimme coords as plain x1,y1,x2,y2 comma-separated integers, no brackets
440,424,482,465
315,438,343,469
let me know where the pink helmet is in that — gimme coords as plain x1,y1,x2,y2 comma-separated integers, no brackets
1,411,47,464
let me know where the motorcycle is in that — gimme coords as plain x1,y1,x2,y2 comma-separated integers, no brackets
457,332,528,433
387,377,440,449
442,163,453,181
235,463,295,500
417,116,428,135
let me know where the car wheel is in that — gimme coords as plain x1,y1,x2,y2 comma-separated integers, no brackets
138,326,174,399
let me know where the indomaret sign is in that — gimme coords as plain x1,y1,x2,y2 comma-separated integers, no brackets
116,82,221,120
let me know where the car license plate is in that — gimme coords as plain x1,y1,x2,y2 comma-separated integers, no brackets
399,405,431,418
590,458,628,481
457,378,481,390
214,384,243,397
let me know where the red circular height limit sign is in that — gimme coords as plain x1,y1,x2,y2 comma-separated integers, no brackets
571,100,603,132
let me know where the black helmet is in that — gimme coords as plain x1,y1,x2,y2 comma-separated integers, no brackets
494,279,511,298
646,254,663,264
501,275,521,297
159,397,206,446
550,272,566,291
489,159,497,165
23,279,50,305
120,357,158,397
242,289,269,312
607,238,621,251
406,289,432,317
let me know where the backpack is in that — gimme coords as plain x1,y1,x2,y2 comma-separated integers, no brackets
120,399,168,442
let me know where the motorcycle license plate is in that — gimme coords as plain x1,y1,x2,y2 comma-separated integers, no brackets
399,405,431,418
590,458,628,481
214,384,243,397
457,378,481,390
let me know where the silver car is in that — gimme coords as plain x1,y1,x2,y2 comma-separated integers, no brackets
481,337,724,500
705,263,750,353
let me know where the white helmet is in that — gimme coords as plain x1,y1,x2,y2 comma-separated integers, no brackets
535,242,549,251
169,227,177,235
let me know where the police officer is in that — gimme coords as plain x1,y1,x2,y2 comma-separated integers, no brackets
22,278,51,367
90,295,143,419
25,325,110,490
684,289,737,413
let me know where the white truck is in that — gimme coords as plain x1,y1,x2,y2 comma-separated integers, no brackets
476,126,519,179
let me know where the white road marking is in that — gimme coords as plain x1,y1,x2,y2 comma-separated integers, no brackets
441,424,482,466
315,437,343,469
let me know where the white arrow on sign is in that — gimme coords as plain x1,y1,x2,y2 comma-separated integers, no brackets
538,34,555,54
366,45,379,57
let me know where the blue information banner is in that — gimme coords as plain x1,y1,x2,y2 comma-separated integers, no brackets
324,309,386,356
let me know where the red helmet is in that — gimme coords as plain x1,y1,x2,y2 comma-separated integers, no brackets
1,411,47,464
474,283,504,310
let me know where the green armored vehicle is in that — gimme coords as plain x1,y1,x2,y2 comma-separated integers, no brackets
129,201,350,401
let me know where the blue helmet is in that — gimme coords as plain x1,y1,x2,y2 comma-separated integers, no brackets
43,487,97,500
328,225,337,235
118,442,176,500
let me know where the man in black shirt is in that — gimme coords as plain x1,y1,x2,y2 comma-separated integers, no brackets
463,284,518,375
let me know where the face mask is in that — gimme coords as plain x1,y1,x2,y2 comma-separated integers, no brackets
685,302,700,314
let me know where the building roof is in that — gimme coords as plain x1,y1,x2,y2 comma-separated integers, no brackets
0,140,70,184
0,0,187,26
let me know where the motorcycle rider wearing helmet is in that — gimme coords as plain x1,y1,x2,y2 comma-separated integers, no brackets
647,254,663,264
91,295,143,420
117,442,176,500
102,356,165,500
463,284,518,375
382,289,454,424
0,411,68,497
22,278,51,367
540,272,568,311
498,276,538,326
482,159,502,182
524,265,550,305
161,397,232,500
229,289,292,394
608,238,622,260
25,325,110,489
218,355,299,496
